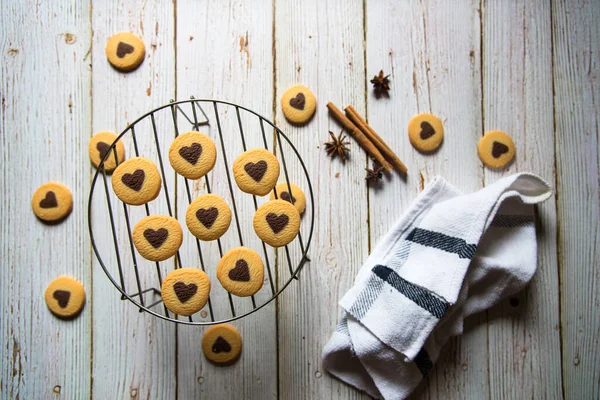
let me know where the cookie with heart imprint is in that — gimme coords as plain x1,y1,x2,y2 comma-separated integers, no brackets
269,182,306,215
253,199,300,247
31,181,73,222
133,215,183,261
233,148,280,196
217,247,264,297
89,131,126,172
185,194,231,241
408,113,444,153
201,323,242,365
168,131,217,179
281,84,317,125
111,157,162,205
105,32,145,72
477,130,515,169
161,268,211,316
45,276,86,318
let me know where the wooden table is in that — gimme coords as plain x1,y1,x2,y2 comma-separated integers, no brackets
1,0,598,399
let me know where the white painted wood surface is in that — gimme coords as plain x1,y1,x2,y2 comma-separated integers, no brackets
1,0,599,399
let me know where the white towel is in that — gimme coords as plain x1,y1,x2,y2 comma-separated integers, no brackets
322,173,552,399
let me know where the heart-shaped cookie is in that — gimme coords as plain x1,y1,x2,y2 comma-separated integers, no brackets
228,259,250,282
121,169,145,191
196,207,219,229
179,142,202,165
289,93,306,110
144,228,168,248
173,281,198,303
116,42,135,58
244,161,268,182
53,290,71,308
39,191,58,208
266,213,289,234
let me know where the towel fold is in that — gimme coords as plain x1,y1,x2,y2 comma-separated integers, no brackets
322,173,552,399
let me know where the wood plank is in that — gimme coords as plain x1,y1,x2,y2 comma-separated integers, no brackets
274,1,370,398
90,1,176,398
482,0,562,398
0,1,92,399
553,0,600,398
174,1,277,399
367,1,487,398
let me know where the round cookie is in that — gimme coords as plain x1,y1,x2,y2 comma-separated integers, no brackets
105,32,145,72
281,85,317,125
233,149,280,196
186,194,231,241
408,113,444,152
133,215,183,262
89,131,125,172
111,157,162,205
31,181,73,222
45,276,86,318
217,247,264,297
478,130,516,169
253,200,300,247
201,323,242,365
161,268,211,316
168,131,217,179
269,182,306,215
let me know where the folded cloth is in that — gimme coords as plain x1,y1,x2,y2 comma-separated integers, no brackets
322,173,552,399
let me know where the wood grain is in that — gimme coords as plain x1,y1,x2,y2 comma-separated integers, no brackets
0,1,92,399
483,0,563,397
553,0,600,398
274,0,370,399
175,1,277,398
90,1,176,398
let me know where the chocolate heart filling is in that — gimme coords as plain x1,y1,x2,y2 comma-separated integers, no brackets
196,207,218,228
53,290,71,308
39,191,58,208
228,259,251,282
266,213,289,234
419,121,436,140
244,161,267,182
173,282,198,303
289,93,306,110
491,141,509,158
143,228,168,248
121,169,145,191
179,142,203,165
116,42,134,58
212,336,231,353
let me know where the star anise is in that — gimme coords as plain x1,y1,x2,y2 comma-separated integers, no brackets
324,130,351,160
365,161,384,183
370,70,391,97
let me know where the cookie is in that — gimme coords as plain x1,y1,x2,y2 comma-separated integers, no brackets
478,130,516,169
89,131,125,172
408,113,444,152
31,182,73,222
281,85,317,125
253,200,300,247
168,131,217,179
233,149,280,196
111,157,162,205
217,247,264,297
185,194,231,241
45,276,86,318
105,32,145,72
133,215,183,261
201,323,242,365
161,268,211,316
269,182,306,215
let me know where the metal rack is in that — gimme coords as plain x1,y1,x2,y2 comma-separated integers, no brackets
88,98,314,325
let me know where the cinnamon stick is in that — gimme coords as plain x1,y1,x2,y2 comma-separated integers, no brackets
345,105,408,173
326,102,392,171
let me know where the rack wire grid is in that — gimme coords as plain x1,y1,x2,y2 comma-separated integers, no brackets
88,98,314,325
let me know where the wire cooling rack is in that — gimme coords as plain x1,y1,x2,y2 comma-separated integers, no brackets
88,98,314,325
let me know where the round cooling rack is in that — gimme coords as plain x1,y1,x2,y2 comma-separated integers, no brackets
88,98,314,325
